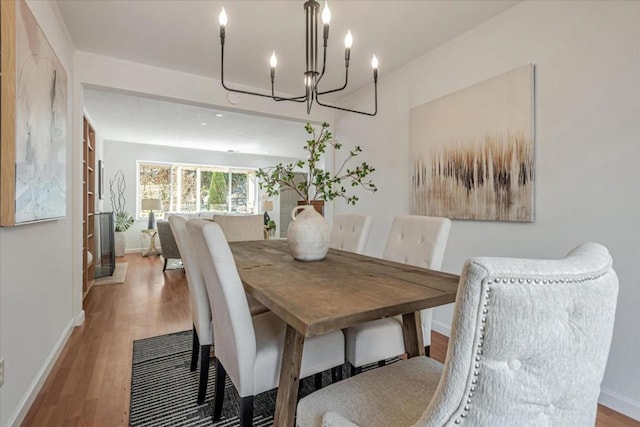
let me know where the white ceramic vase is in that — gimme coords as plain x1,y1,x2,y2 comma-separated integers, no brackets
114,231,126,257
287,205,330,261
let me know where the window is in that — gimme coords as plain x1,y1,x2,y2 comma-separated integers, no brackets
138,162,257,218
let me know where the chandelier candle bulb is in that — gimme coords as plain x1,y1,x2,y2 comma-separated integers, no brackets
270,51,277,83
322,2,331,24
218,8,227,26
218,8,227,41
322,2,331,41
372,55,378,81
344,30,353,48
344,30,353,64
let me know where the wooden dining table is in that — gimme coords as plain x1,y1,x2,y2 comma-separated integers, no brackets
229,239,460,427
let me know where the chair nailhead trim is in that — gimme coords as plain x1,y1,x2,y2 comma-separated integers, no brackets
457,277,488,426
454,271,609,425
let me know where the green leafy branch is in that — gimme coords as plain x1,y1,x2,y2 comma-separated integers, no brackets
256,122,377,205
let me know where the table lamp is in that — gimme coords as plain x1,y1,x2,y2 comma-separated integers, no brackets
262,200,274,225
142,198,162,229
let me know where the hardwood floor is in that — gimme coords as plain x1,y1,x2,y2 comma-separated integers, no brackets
22,254,638,426
23,254,191,426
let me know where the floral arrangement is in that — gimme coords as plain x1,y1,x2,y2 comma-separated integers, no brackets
109,169,134,232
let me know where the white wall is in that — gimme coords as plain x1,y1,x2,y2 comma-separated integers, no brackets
102,140,303,251
334,0,640,420
0,2,77,426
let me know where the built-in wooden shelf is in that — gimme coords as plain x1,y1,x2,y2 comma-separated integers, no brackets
83,116,96,300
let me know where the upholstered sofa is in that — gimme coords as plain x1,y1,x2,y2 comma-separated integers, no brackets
164,211,218,220
157,214,265,271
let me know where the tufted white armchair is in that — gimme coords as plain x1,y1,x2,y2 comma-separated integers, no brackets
296,243,619,427
329,214,373,254
345,216,451,373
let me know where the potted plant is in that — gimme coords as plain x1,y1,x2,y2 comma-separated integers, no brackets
256,122,376,261
266,219,277,239
109,169,134,257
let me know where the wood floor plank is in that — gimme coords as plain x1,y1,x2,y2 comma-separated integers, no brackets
21,254,637,426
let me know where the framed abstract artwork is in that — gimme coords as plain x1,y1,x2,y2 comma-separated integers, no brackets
0,0,67,226
410,64,535,222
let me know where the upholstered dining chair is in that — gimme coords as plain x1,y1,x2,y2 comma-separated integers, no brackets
297,242,619,427
345,216,451,374
168,215,268,405
329,214,373,254
186,219,345,427
157,220,182,271
168,215,213,404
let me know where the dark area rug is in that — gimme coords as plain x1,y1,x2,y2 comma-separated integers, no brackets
130,330,396,426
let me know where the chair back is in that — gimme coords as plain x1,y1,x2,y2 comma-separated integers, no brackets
383,215,451,269
212,214,264,242
157,220,182,259
186,219,257,395
383,215,451,339
417,243,618,426
330,214,372,254
168,215,212,345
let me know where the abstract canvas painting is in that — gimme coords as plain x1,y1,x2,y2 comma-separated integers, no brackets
410,65,534,222
14,0,67,223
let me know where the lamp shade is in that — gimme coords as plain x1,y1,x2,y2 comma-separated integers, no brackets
142,198,162,211
262,200,274,211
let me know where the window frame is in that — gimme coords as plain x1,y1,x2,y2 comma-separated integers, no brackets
136,160,259,219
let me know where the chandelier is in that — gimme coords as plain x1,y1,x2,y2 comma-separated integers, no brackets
217,1,378,116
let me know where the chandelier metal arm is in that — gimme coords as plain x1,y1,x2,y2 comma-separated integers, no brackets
221,40,307,102
271,82,307,103
316,34,329,84
315,81,378,116
315,42,349,95
317,67,349,95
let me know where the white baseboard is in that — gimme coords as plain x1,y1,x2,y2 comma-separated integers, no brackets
431,320,451,337
5,318,75,427
74,310,85,326
599,386,640,421
125,247,143,254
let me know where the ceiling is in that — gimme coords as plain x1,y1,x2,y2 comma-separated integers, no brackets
60,1,518,157
83,89,310,158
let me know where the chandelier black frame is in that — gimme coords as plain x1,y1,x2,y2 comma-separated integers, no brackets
218,0,378,116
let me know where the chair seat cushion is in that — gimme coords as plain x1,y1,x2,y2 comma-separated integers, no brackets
252,312,345,396
297,356,443,427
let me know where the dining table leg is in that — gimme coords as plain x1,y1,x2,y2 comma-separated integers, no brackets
401,311,425,358
274,324,305,427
